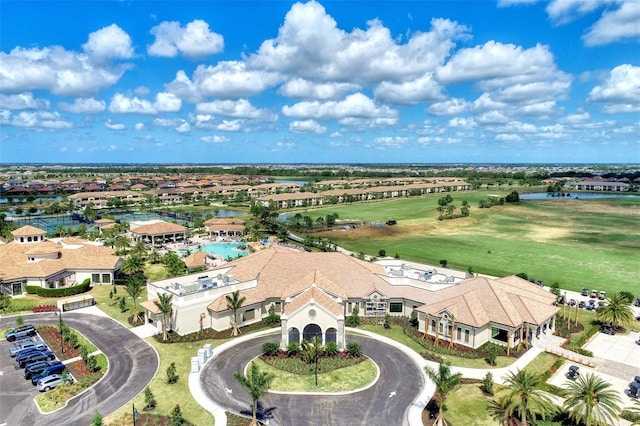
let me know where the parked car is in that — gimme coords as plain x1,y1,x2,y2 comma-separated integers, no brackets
598,291,606,300
18,350,55,368
31,364,67,385
569,299,576,306
600,324,615,335
590,290,598,298
36,374,68,392
586,302,595,311
567,365,580,380
630,382,640,399
634,298,640,307
24,360,64,380
9,340,47,357
581,288,589,297
578,300,586,309
15,346,51,364
4,324,37,342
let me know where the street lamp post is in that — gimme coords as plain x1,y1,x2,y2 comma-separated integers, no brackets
58,307,64,354
133,404,139,426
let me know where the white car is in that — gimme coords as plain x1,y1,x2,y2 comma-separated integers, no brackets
36,374,68,392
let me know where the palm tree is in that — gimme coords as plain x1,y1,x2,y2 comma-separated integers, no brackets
301,336,323,387
448,314,456,349
498,370,557,426
125,274,144,324
226,290,246,337
563,373,621,426
596,292,634,331
424,361,462,426
233,363,274,426
487,397,520,426
154,293,173,341
130,240,149,259
121,253,145,277
113,235,131,255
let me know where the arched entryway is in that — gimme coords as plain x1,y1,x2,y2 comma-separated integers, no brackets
288,327,300,345
325,327,337,345
303,323,322,343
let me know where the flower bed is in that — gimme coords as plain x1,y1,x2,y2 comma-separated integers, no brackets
32,305,57,313
38,326,81,360
260,352,365,375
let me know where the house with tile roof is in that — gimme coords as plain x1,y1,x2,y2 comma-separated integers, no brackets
129,220,187,246
142,246,557,351
0,226,122,296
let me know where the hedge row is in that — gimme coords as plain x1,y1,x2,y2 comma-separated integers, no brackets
26,279,91,297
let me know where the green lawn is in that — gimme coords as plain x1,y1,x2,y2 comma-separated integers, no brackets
252,357,377,392
303,192,639,294
444,384,498,426
89,285,147,328
106,339,220,425
522,352,563,377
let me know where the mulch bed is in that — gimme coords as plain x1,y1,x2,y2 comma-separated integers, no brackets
38,325,81,360
37,326,97,381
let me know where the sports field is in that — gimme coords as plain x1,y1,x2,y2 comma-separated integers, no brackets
303,191,639,294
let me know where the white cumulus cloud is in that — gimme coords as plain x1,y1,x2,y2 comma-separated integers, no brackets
196,99,276,120
105,119,125,130
0,92,50,110
282,93,397,121
82,24,134,60
58,97,105,113
201,135,230,143
289,119,327,134
588,64,640,113
148,19,224,59
279,78,359,100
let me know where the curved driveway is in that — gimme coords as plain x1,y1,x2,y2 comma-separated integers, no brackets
1,312,158,426
200,334,424,426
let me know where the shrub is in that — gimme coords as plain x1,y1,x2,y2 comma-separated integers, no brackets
0,294,11,311
264,304,281,326
482,372,494,395
383,314,392,329
170,404,185,426
80,345,90,363
286,342,300,356
16,315,24,327
346,305,361,327
144,386,157,409
378,249,386,257
324,342,338,356
167,362,179,384
262,342,280,357
25,279,91,297
619,291,634,304
68,333,79,349
91,410,103,426
621,410,640,423
118,297,126,313
346,342,362,357
86,355,99,372
439,259,448,267
483,343,501,366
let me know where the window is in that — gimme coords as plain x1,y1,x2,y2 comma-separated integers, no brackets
389,302,403,313
92,274,100,283
465,329,470,343
439,322,444,334
491,327,509,343
242,309,255,321
431,319,436,332
456,327,461,340
101,274,110,284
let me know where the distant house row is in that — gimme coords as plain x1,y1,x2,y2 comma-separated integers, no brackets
66,178,471,209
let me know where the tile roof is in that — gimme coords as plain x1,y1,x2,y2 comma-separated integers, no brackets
284,285,343,317
11,225,46,236
130,221,187,236
0,227,121,281
416,276,557,327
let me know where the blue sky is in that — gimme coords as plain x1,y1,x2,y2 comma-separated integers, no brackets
1,0,639,164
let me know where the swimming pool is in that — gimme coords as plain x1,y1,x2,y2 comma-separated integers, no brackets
183,242,248,259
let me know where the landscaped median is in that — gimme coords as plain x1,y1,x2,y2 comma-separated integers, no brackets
36,325,106,412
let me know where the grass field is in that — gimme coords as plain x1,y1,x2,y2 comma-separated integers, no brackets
302,191,639,294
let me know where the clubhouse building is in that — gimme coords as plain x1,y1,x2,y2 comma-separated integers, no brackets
0,225,122,296
143,247,558,351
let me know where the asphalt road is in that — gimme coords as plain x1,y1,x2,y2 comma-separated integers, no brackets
200,334,424,426
0,313,158,426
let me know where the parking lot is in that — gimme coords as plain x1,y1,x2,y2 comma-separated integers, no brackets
0,331,66,422
0,312,158,426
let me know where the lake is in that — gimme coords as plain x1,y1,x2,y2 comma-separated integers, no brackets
520,192,639,200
